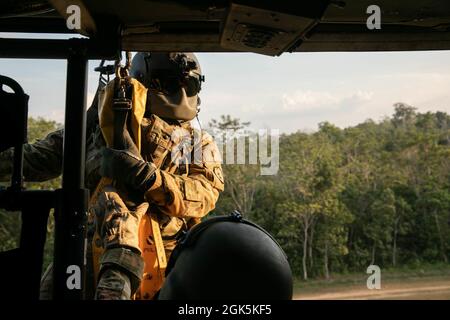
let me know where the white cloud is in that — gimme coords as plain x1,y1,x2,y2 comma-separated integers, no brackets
281,90,373,112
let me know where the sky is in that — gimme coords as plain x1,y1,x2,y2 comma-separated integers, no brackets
1,33,450,134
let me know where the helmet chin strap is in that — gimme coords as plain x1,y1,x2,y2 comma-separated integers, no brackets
196,114,203,132
195,97,202,131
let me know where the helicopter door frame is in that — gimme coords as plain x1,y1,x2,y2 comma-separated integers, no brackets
0,36,118,300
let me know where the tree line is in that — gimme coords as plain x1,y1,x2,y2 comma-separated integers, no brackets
209,104,450,279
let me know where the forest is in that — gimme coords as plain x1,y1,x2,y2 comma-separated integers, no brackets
1,103,449,280
210,103,450,280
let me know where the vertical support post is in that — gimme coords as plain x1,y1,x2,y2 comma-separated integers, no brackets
11,91,27,190
53,44,89,300
20,206,50,299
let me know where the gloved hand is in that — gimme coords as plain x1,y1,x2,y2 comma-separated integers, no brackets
96,186,149,251
94,186,148,297
100,147,157,193
100,128,157,193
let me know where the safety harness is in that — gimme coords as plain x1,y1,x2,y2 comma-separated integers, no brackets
89,55,167,300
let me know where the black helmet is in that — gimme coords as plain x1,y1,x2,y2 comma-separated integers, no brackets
158,212,293,300
130,52,204,121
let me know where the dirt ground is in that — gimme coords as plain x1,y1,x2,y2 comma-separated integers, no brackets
295,276,450,300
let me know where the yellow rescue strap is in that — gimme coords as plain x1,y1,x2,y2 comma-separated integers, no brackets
133,212,168,300
90,75,167,299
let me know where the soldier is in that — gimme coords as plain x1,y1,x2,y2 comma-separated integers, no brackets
0,52,224,300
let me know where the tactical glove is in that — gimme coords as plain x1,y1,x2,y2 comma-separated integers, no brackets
94,187,148,296
100,147,157,193
98,189,148,251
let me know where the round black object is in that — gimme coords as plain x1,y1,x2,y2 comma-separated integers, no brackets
158,213,293,300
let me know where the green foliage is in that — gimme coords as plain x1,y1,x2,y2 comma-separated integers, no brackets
211,106,450,279
0,211,21,252
27,117,61,143
207,115,260,219
0,117,60,268
208,115,250,132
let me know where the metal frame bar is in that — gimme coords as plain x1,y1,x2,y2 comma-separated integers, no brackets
0,74,54,299
0,37,119,300
20,204,52,299
0,196,52,299
0,38,117,60
53,48,89,300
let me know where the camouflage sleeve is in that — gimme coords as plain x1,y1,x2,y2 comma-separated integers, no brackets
0,129,64,182
144,131,224,219
95,268,133,300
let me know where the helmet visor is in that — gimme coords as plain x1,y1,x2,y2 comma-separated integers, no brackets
149,70,203,97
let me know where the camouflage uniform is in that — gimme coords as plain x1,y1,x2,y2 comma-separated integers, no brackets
0,114,224,299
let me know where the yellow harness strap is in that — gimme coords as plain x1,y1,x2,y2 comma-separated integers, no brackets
150,213,168,276
134,212,167,299
90,77,167,299
98,77,146,151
